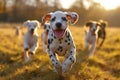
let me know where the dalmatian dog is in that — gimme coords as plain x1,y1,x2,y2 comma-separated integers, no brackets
23,20,40,63
41,11,79,75
84,21,100,56
41,23,50,53
98,20,107,47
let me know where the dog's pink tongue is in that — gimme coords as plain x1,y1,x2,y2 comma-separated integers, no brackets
54,30,64,39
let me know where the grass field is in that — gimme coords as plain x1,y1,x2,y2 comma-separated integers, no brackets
0,23,120,80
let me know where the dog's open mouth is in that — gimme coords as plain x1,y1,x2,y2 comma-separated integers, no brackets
91,31,96,35
30,31,34,35
53,29,66,39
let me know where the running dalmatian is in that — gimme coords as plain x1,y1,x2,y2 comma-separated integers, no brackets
41,11,79,75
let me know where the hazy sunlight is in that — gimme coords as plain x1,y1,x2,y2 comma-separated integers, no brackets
60,0,75,9
94,0,120,10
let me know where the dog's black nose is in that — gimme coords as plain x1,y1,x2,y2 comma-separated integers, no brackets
93,29,96,32
31,28,34,32
56,22,62,28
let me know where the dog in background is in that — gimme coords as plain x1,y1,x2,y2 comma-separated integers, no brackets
84,21,100,56
41,11,79,75
41,23,50,52
97,20,107,47
23,20,40,63
15,26,21,38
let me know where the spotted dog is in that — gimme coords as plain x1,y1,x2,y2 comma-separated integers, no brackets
23,20,40,63
84,21,100,56
41,23,50,52
98,20,107,47
41,11,79,75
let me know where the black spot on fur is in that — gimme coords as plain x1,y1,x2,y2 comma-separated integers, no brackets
57,46,63,52
48,39,53,44
68,43,70,45
65,40,67,42
47,30,49,33
66,32,70,38
52,59,55,62
70,51,72,53
48,39,51,44
51,39,53,43
69,57,74,63
54,36,56,39
56,62,58,64
51,33,53,36
68,38,71,41
49,55,52,58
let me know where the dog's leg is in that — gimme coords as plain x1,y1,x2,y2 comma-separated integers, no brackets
30,43,38,55
99,38,105,47
48,50,62,74
89,43,96,56
62,47,76,74
24,42,31,63
85,40,89,50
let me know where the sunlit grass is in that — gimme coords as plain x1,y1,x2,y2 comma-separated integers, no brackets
0,24,120,80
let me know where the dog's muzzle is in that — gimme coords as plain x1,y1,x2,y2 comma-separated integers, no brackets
91,29,96,35
53,22,66,39
30,29,34,35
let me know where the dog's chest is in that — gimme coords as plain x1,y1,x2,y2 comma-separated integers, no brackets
48,31,73,56
86,32,97,43
28,35,37,47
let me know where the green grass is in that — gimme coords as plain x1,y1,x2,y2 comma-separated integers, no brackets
0,24,120,80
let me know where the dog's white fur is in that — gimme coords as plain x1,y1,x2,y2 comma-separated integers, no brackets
84,21,100,56
41,11,79,75
23,20,40,63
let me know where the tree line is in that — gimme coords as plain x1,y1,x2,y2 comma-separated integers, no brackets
0,0,120,26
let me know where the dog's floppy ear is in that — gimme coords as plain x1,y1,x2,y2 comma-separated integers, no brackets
66,12,79,24
97,22,101,26
34,20,41,28
41,13,52,26
23,20,30,27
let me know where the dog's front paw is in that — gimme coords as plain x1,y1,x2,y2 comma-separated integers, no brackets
54,62,62,75
24,52,32,63
62,63,71,74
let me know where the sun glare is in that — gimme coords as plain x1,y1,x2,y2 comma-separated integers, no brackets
94,0,120,10
60,0,75,9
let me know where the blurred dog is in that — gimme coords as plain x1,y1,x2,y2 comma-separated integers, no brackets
98,20,107,47
23,20,40,63
41,23,50,52
41,11,79,75
84,21,100,56
15,26,21,38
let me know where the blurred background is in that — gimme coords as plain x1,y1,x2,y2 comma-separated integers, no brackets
0,0,120,26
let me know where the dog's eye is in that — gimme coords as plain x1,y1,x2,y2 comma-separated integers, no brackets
62,17,67,21
51,17,56,22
